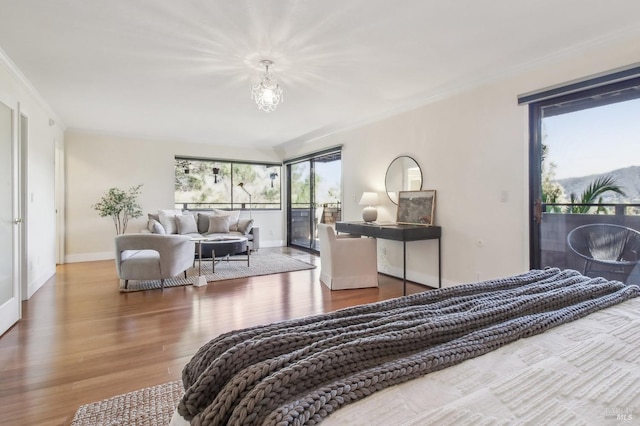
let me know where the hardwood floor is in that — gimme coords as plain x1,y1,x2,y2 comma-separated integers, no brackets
0,247,425,426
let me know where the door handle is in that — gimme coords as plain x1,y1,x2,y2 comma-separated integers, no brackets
533,199,542,223
13,218,23,224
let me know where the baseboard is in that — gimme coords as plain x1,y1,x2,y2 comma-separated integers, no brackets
379,265,444,288
25,267,56,300
259,240,285,248
65,251,114,263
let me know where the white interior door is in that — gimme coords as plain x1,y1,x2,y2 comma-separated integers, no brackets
0,95,20,336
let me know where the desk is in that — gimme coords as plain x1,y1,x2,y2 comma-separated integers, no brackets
335,222,441,294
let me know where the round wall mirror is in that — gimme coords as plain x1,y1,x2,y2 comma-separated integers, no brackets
385,156,423,204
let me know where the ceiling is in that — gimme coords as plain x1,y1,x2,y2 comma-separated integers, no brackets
1,1,640,150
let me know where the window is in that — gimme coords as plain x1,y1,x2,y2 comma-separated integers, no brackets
174,157,281,210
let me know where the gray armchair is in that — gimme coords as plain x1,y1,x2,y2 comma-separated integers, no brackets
115,234,196,290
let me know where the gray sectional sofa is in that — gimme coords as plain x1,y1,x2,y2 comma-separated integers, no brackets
145,209,259,257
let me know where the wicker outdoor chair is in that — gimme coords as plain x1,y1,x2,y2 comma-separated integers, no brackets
567,223,640,279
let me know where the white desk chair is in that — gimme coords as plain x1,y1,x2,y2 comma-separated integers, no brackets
317,223,378,290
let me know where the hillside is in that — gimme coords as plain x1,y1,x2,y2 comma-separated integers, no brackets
555,165,640,204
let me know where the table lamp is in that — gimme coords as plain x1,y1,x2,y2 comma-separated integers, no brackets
359,192,379,223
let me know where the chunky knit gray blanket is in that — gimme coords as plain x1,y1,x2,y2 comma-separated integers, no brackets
176,268,639,426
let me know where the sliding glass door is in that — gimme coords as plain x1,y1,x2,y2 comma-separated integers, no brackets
529,74,640,284
287,149,342,252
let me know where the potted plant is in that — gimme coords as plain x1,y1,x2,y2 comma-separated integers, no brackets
92,184,143,234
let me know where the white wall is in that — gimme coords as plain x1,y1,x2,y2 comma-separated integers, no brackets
63,34,640,285
0,54,64,299
64,132,284,262
281,35,640,287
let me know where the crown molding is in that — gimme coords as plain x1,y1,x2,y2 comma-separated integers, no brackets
0,46,65,130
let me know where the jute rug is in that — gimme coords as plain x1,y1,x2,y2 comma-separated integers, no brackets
119,251,316,292
71,380,183,426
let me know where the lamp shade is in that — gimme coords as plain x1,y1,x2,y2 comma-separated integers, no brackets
359,192,379,206
359,192,379,222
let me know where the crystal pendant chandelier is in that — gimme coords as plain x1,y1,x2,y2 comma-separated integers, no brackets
251,59,283,112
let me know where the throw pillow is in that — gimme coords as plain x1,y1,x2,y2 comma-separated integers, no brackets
208,215,232,234
176,214,198,234
213,209,241,231
147,219,166,234
237,218,254,235
148,213,160,222
158,208,182,217
158,209,183,234
197,212,213,234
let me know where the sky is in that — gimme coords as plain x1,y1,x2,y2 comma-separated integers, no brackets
543,98,640,180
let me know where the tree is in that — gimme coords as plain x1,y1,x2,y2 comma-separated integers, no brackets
542,161,566,212
541,144,566,212
290,165,312,205
92,185,143,234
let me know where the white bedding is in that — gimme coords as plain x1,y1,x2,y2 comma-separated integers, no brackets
171,296,639,425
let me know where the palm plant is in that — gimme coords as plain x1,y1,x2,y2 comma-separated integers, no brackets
568,176,625,214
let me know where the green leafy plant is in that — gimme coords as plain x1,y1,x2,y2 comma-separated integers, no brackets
541,143,625,214
92,185,143,234
568,176,626,214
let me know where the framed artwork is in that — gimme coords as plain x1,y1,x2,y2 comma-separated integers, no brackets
396,190,436,226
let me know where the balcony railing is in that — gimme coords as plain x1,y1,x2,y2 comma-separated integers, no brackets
290,202,341,209
543,202,640,216
541,202,640,282
175,202,282,210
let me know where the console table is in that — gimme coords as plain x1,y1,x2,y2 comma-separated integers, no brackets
335,222,442,295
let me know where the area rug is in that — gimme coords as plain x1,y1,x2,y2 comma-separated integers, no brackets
71,380,183,426
119,251,316,292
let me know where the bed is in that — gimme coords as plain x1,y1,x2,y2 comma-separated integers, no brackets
170,268,639,425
